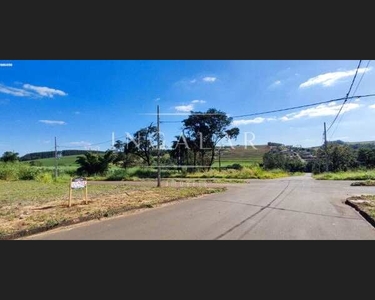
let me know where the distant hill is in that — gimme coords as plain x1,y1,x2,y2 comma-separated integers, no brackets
20,149,105,161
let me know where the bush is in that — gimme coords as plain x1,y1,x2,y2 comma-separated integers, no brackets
225,163,243,170
106,169,130,181
35,172,54,183
0,163,19,180
0,162,40,181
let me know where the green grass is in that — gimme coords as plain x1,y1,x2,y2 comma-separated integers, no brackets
213,145,270,165
351,180,375,186
314,170,375,180
30,155,80,167
98,165,295,180
212,160,261,167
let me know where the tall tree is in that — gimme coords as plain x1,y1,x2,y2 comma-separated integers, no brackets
113,139,138,169
181,109,239,170
127,124,158,166
1,151,19,163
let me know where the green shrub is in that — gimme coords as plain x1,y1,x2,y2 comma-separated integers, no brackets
0,163,19,180
35,172,54,183
0,162,40,181
225,163,243,170
18,164,39,180
106,169,130,181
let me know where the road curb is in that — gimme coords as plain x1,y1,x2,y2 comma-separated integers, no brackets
345,199,375,228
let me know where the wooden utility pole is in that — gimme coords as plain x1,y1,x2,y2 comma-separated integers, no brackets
218,149,222,172
157,105,161,187
54,137,58,180
324,122,329,172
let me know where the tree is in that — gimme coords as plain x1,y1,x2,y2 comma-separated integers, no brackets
263,148,306,172
358,148,375,168
76,151,114,176
315,144,357,173
113,139,138,169
181,109,239,170
127,124,158,166
1,151,19,163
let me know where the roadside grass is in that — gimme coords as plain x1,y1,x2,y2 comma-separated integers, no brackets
211,160,262,167
347,195,375,219
313,170,375,181
0,180,225,239
351,181,375,186
100,166,297,180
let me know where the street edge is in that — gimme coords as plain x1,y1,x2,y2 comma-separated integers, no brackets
345,199,375,229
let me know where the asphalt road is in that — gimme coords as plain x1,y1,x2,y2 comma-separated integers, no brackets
25,174,375,240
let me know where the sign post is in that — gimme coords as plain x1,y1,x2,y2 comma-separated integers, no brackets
68,177,88,207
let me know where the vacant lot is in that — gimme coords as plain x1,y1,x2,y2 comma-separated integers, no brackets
0,180,225,239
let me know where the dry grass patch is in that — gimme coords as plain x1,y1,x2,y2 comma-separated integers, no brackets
0,180,225,239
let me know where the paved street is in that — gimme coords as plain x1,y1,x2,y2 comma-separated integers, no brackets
25,175,375,240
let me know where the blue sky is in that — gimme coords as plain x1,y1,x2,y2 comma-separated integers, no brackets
1,60,374,156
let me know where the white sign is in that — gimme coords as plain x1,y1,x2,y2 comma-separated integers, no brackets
71,178,87,189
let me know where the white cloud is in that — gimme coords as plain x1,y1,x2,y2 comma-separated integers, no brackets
23,84,67,98
175,104,194,112
202,77,217,83
73,111,80,115
0,84,32,97
280,102,360,121
190,79,197,83
299,67,372,88
0,83,67,98
233,117,265,126
268,80,282,89
39,120,66,125
370,104,375,109
175,99,206,112
233,103,361,126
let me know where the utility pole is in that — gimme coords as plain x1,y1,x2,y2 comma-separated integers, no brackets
218,149,222,172
157,105,161,187
54,137,58,180
324,122,329,172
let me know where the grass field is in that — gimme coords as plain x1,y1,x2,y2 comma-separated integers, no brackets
314,170,375,180
0,180,225,239
30,155,80,167
214,145,270,165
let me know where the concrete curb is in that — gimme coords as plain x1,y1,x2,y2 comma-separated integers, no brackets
345,199,375,228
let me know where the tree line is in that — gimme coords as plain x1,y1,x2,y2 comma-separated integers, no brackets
75,108,239,175
263,143,375,174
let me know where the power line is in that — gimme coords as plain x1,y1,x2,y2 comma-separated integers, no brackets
160,93,375,124
326,60,362,133
352,60,371,97
330,60,371,139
